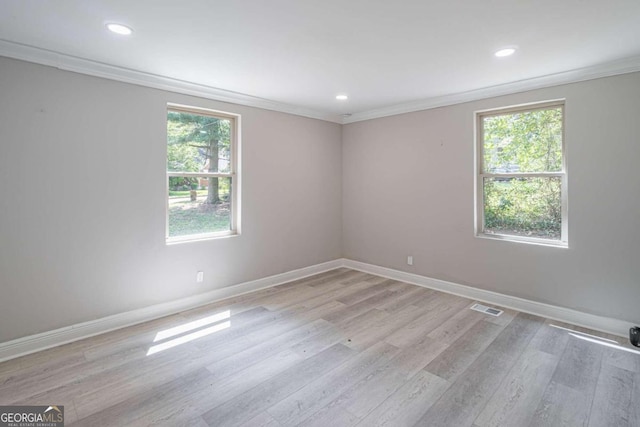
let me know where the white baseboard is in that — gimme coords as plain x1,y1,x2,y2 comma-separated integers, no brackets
342,259,634,339
1,257,632,363
0,259,344,363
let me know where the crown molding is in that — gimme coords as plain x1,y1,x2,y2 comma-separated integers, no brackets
0,39,343,124
343,55,640,123
2,39,640,126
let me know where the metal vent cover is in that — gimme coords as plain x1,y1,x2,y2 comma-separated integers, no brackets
470,303,503,316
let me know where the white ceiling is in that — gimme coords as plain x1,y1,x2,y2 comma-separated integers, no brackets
1,0,640,122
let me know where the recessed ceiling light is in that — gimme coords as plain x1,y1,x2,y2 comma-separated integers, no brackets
336,94,348,101
494,48,516,57
106,23,133,36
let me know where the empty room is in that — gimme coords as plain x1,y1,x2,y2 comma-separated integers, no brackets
1,1,639,426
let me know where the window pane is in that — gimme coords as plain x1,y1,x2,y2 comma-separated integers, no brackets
483,107,562,173
168,176,232,238
167,111,232,173
483,176,561,240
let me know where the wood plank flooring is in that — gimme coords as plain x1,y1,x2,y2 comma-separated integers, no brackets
0,268,638,426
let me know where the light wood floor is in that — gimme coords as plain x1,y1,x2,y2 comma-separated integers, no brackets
1,268,638,426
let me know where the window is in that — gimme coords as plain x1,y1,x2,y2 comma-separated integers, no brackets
476,100,567,246
166,104,239,242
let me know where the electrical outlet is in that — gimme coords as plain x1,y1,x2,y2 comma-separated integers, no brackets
196,271,204,283
407,255,413,266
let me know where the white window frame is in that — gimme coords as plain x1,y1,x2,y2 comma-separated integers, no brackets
474,100,568,247
166,103,241,243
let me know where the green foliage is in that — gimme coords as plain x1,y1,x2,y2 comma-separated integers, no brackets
482,107,563,240
484,178,561,239
167,143,201,173
483,108,562,173
168,176,198,191
167,110,233,207
167,111,231,173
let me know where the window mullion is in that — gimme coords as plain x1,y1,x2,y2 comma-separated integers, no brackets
481,172,563,179
167,172,234,178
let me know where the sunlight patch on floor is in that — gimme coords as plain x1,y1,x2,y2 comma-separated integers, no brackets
147,310,231,356
568,333,640,355
549,323,619,344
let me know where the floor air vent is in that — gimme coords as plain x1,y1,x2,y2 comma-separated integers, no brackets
470,303,503,316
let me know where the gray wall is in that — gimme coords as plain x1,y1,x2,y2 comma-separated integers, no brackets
0,57,343,342
2,55,639,344
343,72,640,324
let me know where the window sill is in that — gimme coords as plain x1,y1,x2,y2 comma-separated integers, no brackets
476,232,568,249
166,231,240,245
